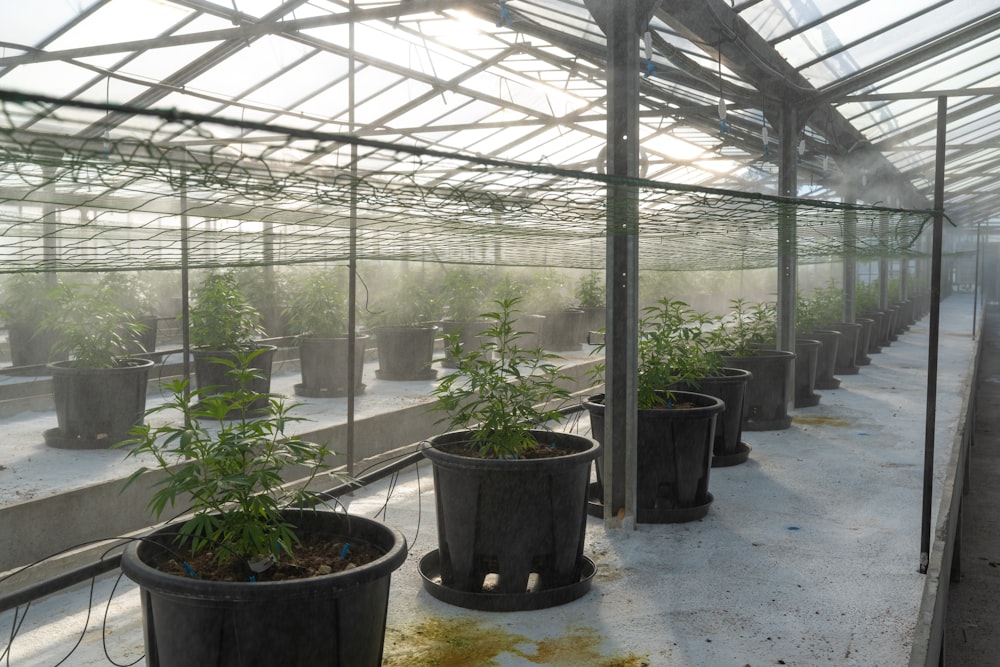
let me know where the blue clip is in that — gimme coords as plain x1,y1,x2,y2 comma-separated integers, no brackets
182,562,198,578
645,60,656,78
497,1,512,27
339,543,350,559
250,574,256,582
719,119,730,135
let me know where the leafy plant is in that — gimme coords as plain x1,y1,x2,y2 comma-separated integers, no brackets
807,280,845,325
0,274,60,327
721,298,777,357
100,272,158,317
42,279,146,368
574,272,605,308
284,270,349,338
431,297,571,459
856,279,879,312
440,266,492,322
190,271,264,350
591,298,728,409
522,269,569,313
369,273,437,327
121,349,336,567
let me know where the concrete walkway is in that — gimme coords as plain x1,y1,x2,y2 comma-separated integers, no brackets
944,303,1000,665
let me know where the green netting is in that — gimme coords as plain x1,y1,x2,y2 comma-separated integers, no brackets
0,91,935,275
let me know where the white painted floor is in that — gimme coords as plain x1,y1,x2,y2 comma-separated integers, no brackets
0,293,977,666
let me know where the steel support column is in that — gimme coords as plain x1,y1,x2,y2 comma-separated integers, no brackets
586,0,659,527
920,96,947,574
777,104,798,419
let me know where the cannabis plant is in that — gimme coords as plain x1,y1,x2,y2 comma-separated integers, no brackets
431,297,570,459
121,349,334,566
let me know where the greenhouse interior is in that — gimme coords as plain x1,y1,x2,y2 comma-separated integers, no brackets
1,1,999,665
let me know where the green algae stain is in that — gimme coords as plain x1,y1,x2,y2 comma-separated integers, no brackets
382,617,648,667
793,414,853,428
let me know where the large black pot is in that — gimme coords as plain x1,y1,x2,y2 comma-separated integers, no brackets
810,329,841,390
539,309,585,351
855,316,875,362
721,349,795,431
294,334,368,398
585,391,724,523
44,357,154,449
825,322,861,375
121,510,407,667
793,337,821,408
421,430,599,606
193,345,277,417
373,325,436,380
673,368,752,467
8,321,65,369
122,315,159,356
438,320,492,369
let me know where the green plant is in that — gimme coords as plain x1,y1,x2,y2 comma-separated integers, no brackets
284,270,349,338
431,297,571,459
808,280,845,325
190,271,264,350
721,298,777,357
574,272,605,308
440,266,492,322
856,279,879,312
121,349,336,567
369,273,436,327
100,272,157,317
42,280,146,368
522,269,569,313
591,298,728,409
0,274,60,326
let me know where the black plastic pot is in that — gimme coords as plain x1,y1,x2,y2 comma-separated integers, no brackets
585,391,724,523
856,315,876,361
122,315,159,356
193,345,276,417
810,329,841,390
373,325,436,380
673,368,752,467
294,334,368,398
44,357,154,449
825,322,861,375
579,306,605,341
539,309,585,351
421,430,599,607
721,350,795,431
793,337,821,408
438,320,492,369
8,321,65,369
121,510,407,667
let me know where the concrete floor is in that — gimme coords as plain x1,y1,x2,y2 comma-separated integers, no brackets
0,293,980,666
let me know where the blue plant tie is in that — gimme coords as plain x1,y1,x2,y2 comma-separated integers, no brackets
496,1,512,27
719,119,729,135
250,574,256,582
181,562,198,578
339,543,350,559
645,60,656,78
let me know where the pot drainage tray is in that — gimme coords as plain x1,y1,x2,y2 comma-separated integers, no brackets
418,550,596,612
712,441,751,467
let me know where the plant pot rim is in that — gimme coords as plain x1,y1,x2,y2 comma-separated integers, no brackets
192,343,278,354
121,509,407,600
422,429,600,471
47,357,155,373
584,390,725,415
372,324,437,332
299,333,370,341
721,348,796,360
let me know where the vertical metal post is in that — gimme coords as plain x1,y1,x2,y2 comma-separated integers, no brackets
776,103,797,352
878,212,889,310
920,96,947,574
180,178,192,412
602,2,641,526
346,0,358,477
843,187,858,323
974,221,981,337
